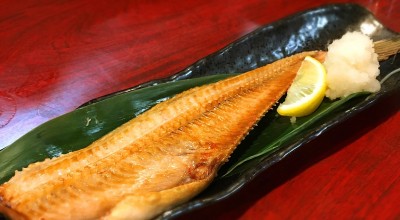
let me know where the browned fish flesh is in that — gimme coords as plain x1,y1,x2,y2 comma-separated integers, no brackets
0,51,326,220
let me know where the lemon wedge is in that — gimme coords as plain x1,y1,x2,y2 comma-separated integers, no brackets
277,56,327,117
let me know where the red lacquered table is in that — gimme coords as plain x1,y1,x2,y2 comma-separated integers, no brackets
0,0,399,219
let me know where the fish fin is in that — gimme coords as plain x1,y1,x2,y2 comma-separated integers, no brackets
103,177,213,220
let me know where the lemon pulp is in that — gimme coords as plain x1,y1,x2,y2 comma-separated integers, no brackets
277,56,327,117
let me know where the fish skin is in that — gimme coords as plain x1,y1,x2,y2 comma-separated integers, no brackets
0,51,325,220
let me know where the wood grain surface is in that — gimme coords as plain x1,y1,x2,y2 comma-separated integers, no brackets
0,0,399,219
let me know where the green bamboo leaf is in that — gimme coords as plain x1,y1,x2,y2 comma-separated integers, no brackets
0,70,392,184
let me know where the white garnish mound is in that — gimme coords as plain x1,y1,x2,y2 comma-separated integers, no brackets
324,31,380,100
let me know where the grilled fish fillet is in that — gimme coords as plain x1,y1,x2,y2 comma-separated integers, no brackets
0,51,325,220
